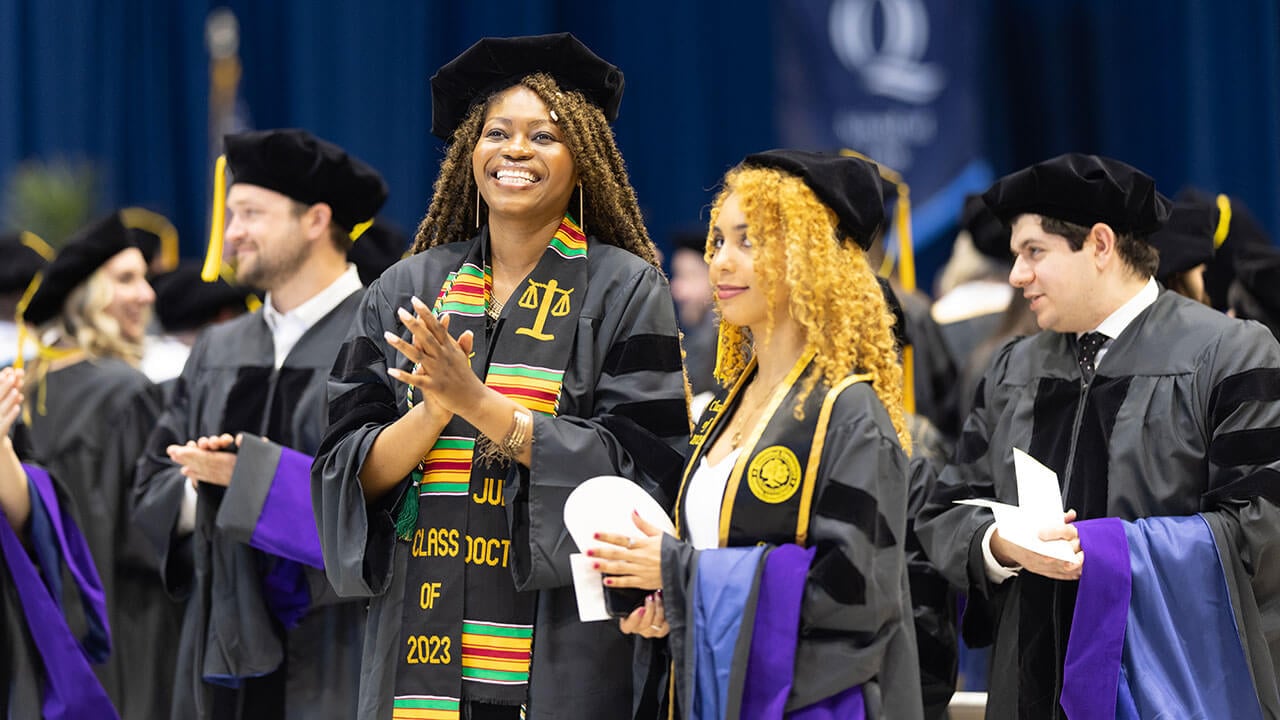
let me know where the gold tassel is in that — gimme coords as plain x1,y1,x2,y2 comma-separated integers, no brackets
840,148,917,411
1214,194,1232,249
13,272,43,371
350,218,374,242
120,207,180,272
201,155,228,282
18,231,54,261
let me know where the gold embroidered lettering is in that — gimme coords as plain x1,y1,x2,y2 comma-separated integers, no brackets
515,278,574,342
472,477,505,506
419,581,442,610
463,534,511,567
405,635,452,665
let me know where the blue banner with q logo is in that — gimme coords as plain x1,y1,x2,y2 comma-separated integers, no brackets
776,0,992,279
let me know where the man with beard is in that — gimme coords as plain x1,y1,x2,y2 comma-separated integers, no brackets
134,128,387,720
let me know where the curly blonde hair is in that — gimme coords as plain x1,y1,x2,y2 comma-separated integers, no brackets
709,166,911,453
36,267,147,366
411,73,657,267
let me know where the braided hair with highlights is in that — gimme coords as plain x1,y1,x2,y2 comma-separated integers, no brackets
411,73,657,268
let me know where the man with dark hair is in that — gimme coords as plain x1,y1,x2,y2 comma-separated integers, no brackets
917,153,1280,718
134,128,388,719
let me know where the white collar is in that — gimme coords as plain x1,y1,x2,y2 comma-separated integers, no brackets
1087,277,1159,340
262,264,362,334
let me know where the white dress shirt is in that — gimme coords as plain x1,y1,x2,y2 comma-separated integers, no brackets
684,448,742,550
176,264,363,534
983,278,1159,582
261,264,363,368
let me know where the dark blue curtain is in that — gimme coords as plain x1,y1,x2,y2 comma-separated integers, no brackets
982,0,1280,240
2,0,1276,279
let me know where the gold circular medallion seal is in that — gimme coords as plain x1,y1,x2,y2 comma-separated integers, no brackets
746,446,802,504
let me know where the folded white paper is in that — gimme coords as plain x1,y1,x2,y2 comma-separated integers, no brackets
563,476,676,622
954,448,1079,563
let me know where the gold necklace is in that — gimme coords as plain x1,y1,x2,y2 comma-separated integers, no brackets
728,383,772,450
486,294,505,320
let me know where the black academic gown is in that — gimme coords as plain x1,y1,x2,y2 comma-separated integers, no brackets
661,360,922,719
916,289,1280,719
313,238,689,720
897,288,961,439
133,293,366,720
25,358,177,720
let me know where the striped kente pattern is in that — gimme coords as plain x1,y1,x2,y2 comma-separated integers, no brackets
461,620,534,686
485,363,563,416
433,262,488,317
418,436,474,496
392,695,460,720
547,214,587,259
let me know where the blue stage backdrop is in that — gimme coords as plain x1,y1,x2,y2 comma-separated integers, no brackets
775,0,994,290
1,0,1277,295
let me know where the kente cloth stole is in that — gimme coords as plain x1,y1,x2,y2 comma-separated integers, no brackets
392,215,587,718
678,350,870,548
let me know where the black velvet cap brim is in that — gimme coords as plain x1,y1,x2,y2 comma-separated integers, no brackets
983,153,1172,236
430,32,624,141
741,149,886,250
22,213,135,326
224,128,388,231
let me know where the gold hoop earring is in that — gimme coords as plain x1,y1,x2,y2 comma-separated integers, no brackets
577,182,585,234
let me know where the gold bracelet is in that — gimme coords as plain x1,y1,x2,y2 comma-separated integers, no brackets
502,409,530,458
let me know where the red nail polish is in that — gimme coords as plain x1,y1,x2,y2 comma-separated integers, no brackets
604,578,613,585
585,549,594,557
638,607,646,616
592,562,600,570
593,532,600,539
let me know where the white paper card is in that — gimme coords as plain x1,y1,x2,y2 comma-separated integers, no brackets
954,448,1078,562
563,476,676,622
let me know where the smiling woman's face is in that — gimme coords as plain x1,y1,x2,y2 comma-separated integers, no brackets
472,84,577,223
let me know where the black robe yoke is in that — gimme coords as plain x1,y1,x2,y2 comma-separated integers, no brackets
312,240,689,720
661,378,922,719
133,293,366,720
916,289,1280,719
25,359,176,720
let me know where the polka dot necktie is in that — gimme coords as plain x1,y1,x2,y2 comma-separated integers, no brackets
1077,332,1108,383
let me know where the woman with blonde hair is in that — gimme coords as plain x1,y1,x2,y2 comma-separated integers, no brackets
595,150,922,719
313,33,687,719
19,212,179,720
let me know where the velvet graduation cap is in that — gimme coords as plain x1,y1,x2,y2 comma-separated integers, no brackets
983,153,1172,236
21,212,138,327
151,262,254,333
740,150,886,251
430,32,625,141
1232,245,1280,340
347,220,409,286
1148,199,1219,280
202,128,389,281
961,194,1013,262
0,231,53,294
119,207,180,274
1178,187,1273,312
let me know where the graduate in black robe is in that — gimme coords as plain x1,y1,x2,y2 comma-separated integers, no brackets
917,154,1280,718
16,213,178,720
312,34,688,720
2,366,119,719
595,151,923,719
133,128,388,720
